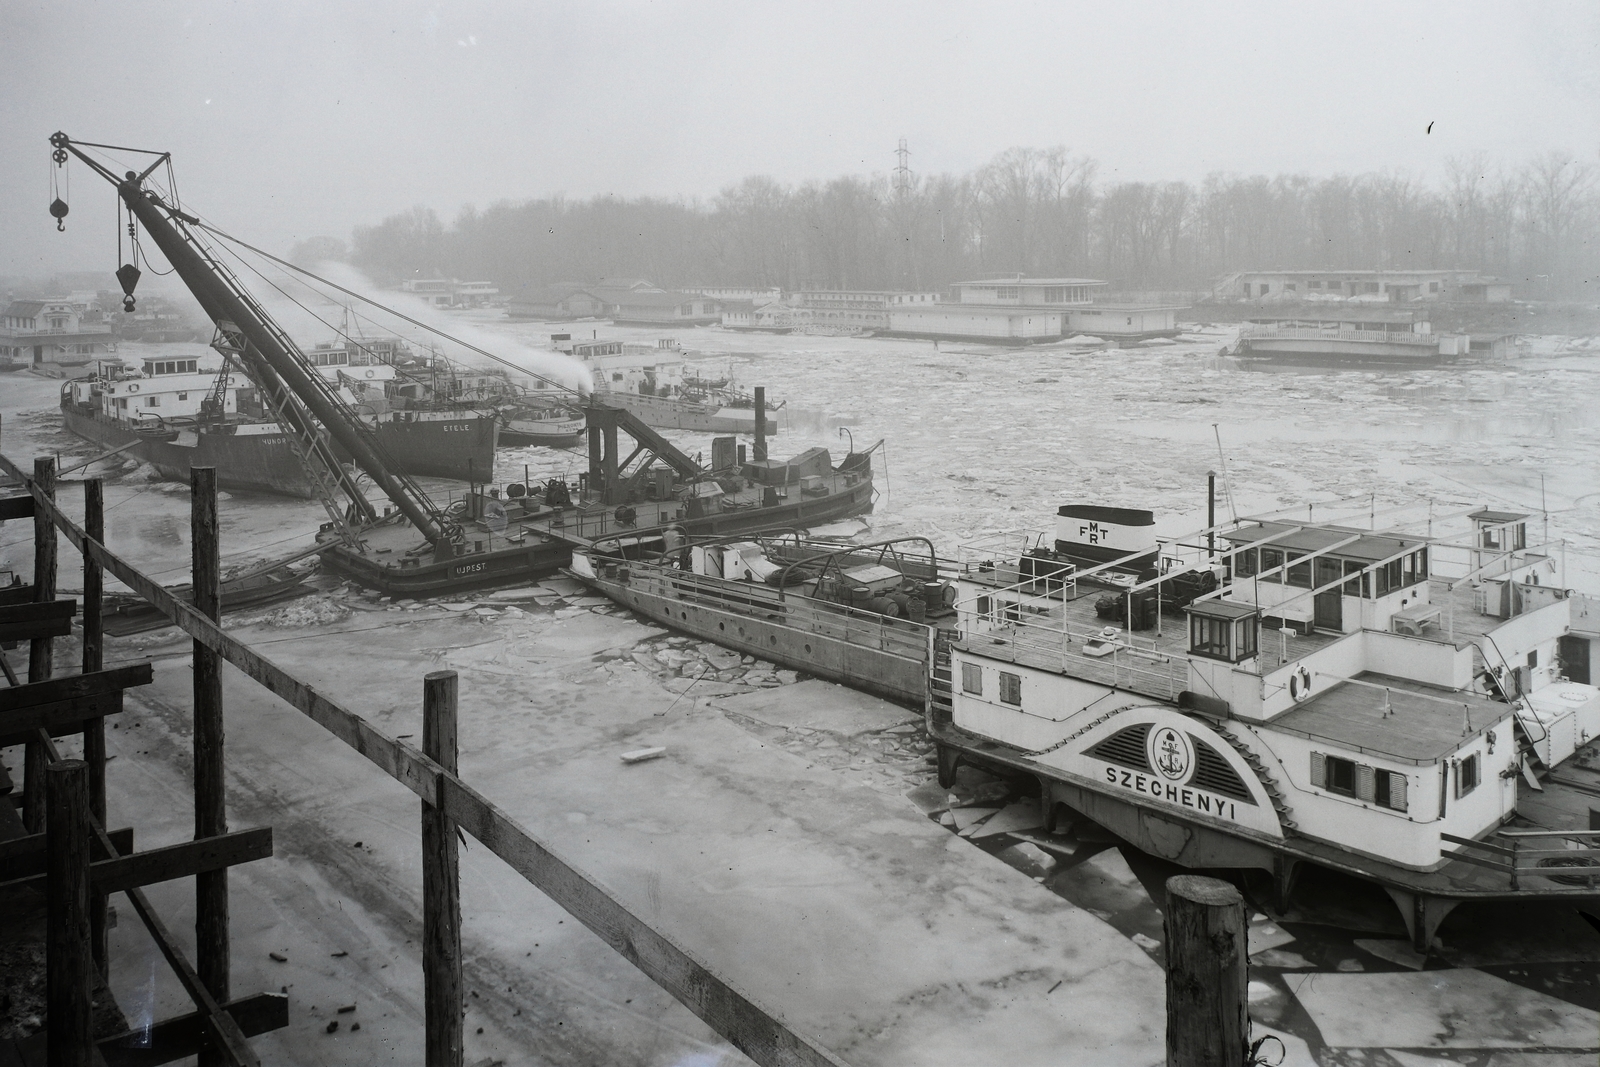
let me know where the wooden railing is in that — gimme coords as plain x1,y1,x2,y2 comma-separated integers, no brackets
0,444,853,1067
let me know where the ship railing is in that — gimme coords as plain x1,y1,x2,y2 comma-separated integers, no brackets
620,562,931,659
960,612,1187,700
1441,829,1600,891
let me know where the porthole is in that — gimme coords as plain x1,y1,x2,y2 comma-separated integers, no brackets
804,643,812,653
770,635,777,645
718,622,725,631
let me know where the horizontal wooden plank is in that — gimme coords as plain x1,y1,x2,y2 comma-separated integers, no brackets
13,993,288,1067
0,496,34,521
0,583,38,608
0,600,76,624
0,827,272,895
440,775,852,1067
0,692,123,748
0,826,134,878
0,663,152,713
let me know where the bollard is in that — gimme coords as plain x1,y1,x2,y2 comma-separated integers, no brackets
423,670,463,1066
1165,874,1249,1067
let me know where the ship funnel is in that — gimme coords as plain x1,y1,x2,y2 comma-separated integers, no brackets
1055,505,1157,569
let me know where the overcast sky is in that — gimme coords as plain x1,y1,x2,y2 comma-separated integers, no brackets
4,0,1597,279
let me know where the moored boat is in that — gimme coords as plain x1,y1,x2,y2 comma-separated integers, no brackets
1232,310,1471,364
931,496,1600,945
569,535,957,707
554,335,782,435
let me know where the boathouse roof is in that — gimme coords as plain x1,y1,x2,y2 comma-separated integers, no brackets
1226,520,1427,563
1271,671,1502,763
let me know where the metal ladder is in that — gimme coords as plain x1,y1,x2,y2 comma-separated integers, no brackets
209,322,362,549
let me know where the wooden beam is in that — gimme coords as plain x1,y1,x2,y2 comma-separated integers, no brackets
0,692,123,748
95,994,289,1067
191,466,230,1067
24,457,56,835
0,664,153,712
422,671,462,1067
0,581,37,607
0,494,34,520
0,599,78,643
0,449,855,1067
47,759,94,1067
0,826,134,877
82,477,108,976
0,827,272,895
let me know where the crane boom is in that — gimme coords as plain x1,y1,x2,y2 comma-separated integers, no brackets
50,132,452,549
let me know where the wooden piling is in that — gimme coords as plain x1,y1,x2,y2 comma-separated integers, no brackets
47,758,93,1067
422,670,462,1067
753,386,768,462
191,467,229,1064
82,478,108,974
1164,875,1248,1067
24,457,57,834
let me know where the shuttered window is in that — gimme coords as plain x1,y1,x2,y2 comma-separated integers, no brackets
1456,754,1480,797
961,662,983,695
1313,751,1409,812
999,672,1022,706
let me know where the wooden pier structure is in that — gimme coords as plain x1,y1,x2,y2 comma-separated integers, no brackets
0,432,857,1064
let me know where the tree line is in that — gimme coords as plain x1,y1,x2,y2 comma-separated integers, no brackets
318,146,1598,301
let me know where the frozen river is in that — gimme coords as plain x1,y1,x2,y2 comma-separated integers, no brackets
3,322,1600,1064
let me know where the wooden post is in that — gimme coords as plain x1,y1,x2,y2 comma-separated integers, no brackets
47,758,94,1067
24,457,57,834
191,467,229,1066
422,670,462,1067
82,478,108,975
753,386,768,463
1165,875,1248,1067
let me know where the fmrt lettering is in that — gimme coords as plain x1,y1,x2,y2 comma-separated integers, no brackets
1080,522,1104,544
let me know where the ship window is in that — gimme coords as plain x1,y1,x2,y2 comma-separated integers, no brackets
961,662,983,695
1324,755,1357,796
177,392,188,401
116,398,128,410
1364,282,1381,293
1233,547,1258,578
1190,615,1230,658
996,287,1020,300
976,595,993,621
999,672,1022,706
1308,281,1322,289
145,396,160,407
1414,548,1429,579
1456,754,1479,796
1343,559,1366,596
1375,769,1408,812
1285,552,1312,588
1260,548,1284,581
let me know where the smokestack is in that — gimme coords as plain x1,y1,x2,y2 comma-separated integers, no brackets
1207,471,1216,558
753,386,768,462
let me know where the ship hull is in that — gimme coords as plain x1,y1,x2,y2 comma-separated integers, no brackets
61,405,318,497
570,563,930,708
360,415,499,481
321,476,875,597
1236,337,1449,365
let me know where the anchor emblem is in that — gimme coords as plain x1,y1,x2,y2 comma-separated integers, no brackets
1145,725,1194,784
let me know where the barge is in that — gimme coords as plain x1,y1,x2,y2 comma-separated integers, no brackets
932,501,1600,947
569,535,956,707
1233,310,1472,364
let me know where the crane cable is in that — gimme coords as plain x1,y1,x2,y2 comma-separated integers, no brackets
188,220,586,400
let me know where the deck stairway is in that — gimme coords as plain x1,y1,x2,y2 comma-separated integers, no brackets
1213,720,1298,833
929,630,955,726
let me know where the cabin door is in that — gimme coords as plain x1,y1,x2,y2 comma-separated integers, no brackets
1313,558,1343,631
1559,634,1591,685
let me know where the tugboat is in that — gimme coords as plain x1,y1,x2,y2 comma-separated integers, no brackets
554,335,781,435
569,534,955,707
931,497,1600,949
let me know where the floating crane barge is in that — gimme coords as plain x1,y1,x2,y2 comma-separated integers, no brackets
932,503,1600,948
48,132,877,598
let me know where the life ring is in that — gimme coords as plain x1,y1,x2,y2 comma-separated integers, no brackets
1289,666,1312,702
365,369,376,378
126,383,139,393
